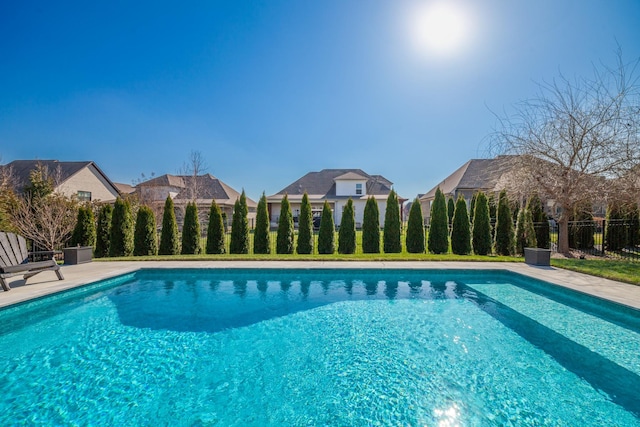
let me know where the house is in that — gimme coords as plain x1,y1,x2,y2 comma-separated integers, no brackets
419,155,521,222
135,174,257,228
1,160,120,202
267,169,404,228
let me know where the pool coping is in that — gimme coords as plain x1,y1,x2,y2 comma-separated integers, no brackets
1,261,640,310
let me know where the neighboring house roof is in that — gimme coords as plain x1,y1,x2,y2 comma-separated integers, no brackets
420,156,520,201
270,169,398,199
138,173,257,207
114,182,136,194
1,159,121,198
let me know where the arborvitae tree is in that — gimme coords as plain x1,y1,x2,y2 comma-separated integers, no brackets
276,194,294,254
494,190,514,256
134,205,158,256
529,193,550,249
451,195,471,255
469,193,478,225
70,205,96,248
296,192,313,254
472,192,492,255
405,198,425,253
317,200,335,254
428,188,449,254
605,202,626,251
94,204,112,258
362,196,380,253
488,193,498,237
569,203,595,249
230,191,249,254
338,199,356,254
447,197,455,227
253,193,271,254
159,196,180,255
206,199,226,254
109,197,134,257
515,202,537,255
383,190,401,253
181,202,201,254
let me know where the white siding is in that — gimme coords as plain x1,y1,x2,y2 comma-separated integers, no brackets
335,179,367,197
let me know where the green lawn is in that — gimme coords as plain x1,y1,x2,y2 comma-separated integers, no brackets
551,259,640,286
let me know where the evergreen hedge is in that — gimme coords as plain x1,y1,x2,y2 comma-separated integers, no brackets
70,205,96,248
253,193,271,254
159,196,180,255
472,192,492,255
383,190,401,253
296,192,313,254
206,199,226,254
94,204,112,258
318,200,335,254
451,195,471,255
109,197,134,257
469,193,477,225
428,188,449,254
569,204,595,249
405,198,425,253
515,201,536,255
338,199,356,254
494,190,514,256
134,205,158,256
362,196,380,253
276,194,294,254
230,191,249,254
530,193,550,249
629,203,640,247
181,202,201,254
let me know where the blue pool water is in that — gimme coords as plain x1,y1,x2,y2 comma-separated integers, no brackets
1,268,639,426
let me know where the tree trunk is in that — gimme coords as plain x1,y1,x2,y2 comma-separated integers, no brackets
558,216,570,254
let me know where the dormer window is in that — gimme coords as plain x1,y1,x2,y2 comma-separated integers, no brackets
355,183,362,195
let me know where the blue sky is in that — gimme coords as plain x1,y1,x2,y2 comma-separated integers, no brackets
1,0,639,202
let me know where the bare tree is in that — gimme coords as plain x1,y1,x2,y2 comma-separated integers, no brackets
490,50,640,253
179,150,208,202
9,194,78,251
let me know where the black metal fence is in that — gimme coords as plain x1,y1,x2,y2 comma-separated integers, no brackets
541,219,640,261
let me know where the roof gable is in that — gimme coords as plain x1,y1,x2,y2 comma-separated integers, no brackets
270,169,395,198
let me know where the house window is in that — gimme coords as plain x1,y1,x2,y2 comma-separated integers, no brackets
355,183,362,195
77,191,91,202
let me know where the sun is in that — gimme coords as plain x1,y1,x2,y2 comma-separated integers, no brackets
408,2,471,57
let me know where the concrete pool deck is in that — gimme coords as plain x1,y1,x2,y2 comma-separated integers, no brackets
1,261,639,310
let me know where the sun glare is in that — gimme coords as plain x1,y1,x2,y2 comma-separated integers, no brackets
409,2,471,57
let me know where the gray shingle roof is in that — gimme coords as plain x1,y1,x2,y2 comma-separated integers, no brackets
271,169,394,197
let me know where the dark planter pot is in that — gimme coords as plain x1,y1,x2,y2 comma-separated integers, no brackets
524,247,551,266
63,246,93,265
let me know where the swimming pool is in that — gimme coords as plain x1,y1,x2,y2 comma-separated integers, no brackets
1,268,639,425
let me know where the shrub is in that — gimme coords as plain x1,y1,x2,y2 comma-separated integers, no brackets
529,193,550,249
253,193,271,254
109,197,134,257
569,203,595,249
494,190,514,256
338,199,356,254
206,199,225,254
70,205,96,248
159,196,180,255
447,197,455,227
181,202,201,254
605,202,626,251
296,192,313,254
472,192,492,255
230,191,249,254
362,196,380,253
134,205,158,256
469,193,478,225
629,203,640,247
276,194,294,254
428,188,449,254
383,190,401,253
515,201,536,255
451,195,471,255
318,200,335,254
94,204,112,258
405,198,425,253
